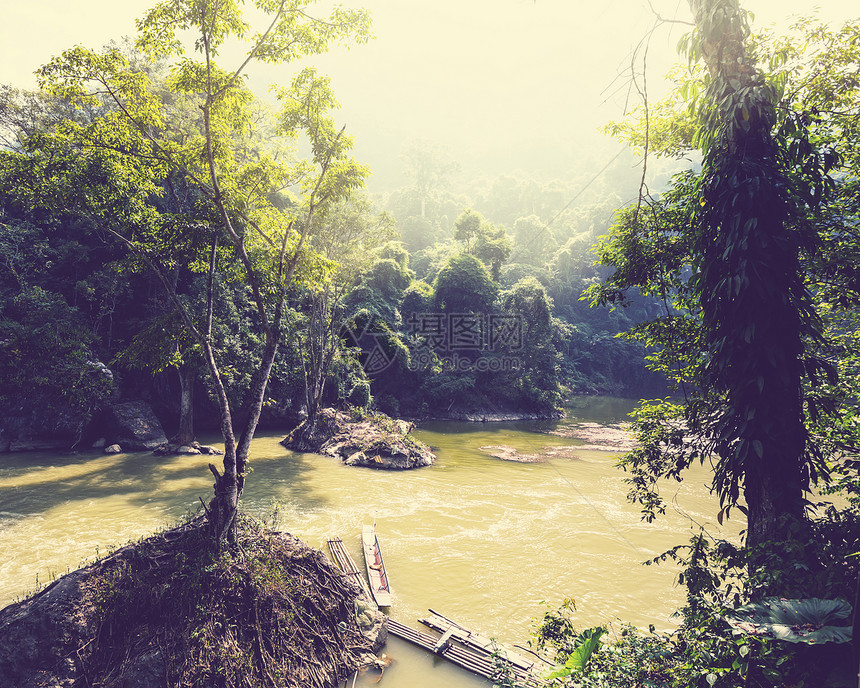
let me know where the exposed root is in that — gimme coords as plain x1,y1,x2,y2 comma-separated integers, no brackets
76,514,380,687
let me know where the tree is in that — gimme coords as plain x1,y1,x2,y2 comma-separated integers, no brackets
295,197,394,426
512,214,556,266
114,310,200,445
434,253,498,315
473,223,512,282
0,208,123,446
453,208,482,251
684,0,815,543
400,139,460,219
0,281,115,443
1,0,371,544
500,277,563,412
588,5,858,548
453,209,512,280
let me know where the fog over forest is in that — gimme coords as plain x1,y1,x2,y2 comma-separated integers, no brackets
3,0,852,196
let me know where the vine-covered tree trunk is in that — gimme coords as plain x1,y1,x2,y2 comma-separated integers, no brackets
689,0,810,546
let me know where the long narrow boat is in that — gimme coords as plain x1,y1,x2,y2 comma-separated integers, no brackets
361,524,392,607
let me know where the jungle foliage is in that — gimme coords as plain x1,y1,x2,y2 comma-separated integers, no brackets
1,12,668,460
589,9,860,541
536,4,860,688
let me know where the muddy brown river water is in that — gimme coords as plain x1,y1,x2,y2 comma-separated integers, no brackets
0,397,741,687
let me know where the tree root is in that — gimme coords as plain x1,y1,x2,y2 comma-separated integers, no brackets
76,514,379,688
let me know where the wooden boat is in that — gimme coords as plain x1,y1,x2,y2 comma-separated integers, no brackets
361,524,392,607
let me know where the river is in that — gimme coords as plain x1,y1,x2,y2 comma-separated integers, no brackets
0,397,740,687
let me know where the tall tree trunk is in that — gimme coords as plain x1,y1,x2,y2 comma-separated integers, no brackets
689,0,808,546
198,336,239,545
236,331,281,499
174,362,195,446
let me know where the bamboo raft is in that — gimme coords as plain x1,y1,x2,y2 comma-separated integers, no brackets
325,538,545,685
387,613,548,687
326,537,371,601
418,609,541,674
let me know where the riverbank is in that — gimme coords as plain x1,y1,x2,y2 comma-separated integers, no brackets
435,409,565,422
0,515,386,688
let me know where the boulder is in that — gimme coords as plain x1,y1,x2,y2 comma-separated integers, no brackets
394,419,414,435
355,598,388,653
0,566,95,688
101,401,168,451
344,450,367,466
151,441,223,456
282,408,435,470
104,444,122,454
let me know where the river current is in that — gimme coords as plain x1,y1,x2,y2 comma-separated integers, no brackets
0,397,740,687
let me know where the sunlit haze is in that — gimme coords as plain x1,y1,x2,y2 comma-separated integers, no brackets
1,0,856,189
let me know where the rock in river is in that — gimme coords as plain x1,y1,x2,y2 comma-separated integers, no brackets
100,401,168,451
282,408,435,470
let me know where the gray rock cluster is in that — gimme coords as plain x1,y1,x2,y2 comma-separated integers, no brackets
282,408,435,470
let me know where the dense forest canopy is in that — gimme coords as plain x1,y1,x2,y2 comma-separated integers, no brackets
2,0,860,685
0,0,676,550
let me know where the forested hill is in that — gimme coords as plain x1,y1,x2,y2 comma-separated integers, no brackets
0,50,669,448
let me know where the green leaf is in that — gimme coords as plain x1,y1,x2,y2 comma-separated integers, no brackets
545,626,605,680
726,598,852,644
564,627,605,671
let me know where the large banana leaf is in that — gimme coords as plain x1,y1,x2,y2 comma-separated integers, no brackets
547,627,606,679
726,597,852,644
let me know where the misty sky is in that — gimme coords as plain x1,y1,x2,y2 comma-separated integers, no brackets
2,0,856,189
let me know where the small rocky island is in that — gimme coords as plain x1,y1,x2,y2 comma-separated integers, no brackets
281,408,436,469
